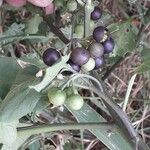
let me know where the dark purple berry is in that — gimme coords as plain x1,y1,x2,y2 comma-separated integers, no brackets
70,47,90,66
68,60,81,72
94,57,105,70
93,26,106,42
103,37,115,54
91,7,102,20
42,48,60,66
88,42,104,58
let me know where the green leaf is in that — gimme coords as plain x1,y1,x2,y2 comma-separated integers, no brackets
33,95,49,113
20,53,45,68
127,0,137,3
140,48,150,61
27,141,41,150
1,135,30,150
137,60,150,73
0,57,21,99
0,83,41,122
25,14,43,34
13,65,39,85
0,23,25,45
137,48,150,72
0,121,18,145
108,20,136,56
4,23,25,36
30,55,69,92
0,57,39,99
0,34,49,46
66,104,133,150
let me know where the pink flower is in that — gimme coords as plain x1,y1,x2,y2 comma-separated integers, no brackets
44,3,55,15
5,0,53,8
27,0,52,7
5,0,26,7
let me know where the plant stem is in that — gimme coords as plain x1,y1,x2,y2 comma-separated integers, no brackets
84,0,92,37
44,16,70,44
102,53,130,80
17,122,112,136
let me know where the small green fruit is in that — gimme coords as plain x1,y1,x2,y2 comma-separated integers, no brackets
66,94,84,110
67,0,77,12
48,88,66,106
74,24,84,38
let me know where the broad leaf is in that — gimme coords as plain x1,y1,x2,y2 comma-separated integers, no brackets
0,57,21,99
108,20,136,56
137,48,150,72
0,83,41,122
20,53,45,68
0,23,24,45
0,121,18,145
33,95,49,113
66,104,133,150
0,57,39,99
25,14,43,34
30,55,69,92
1,135,30,150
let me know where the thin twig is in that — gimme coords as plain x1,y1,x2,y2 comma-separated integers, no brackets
44,16,70,44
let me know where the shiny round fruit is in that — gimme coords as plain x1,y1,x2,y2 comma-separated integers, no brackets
74,24,84,38
48,88,66,106
70,48,90,66
91,7,102,20
103,37,115,53
94,57,105,70
66,94,84,110
42,48,60,66
82,58,95,71
93,26,106,42
68,60,81,72
67,0,77,12
88,42,104,58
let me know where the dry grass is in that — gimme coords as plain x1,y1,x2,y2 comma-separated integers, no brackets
105,52,150,146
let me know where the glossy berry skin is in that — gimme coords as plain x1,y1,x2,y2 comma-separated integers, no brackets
88,42,104,58
91,7,102,20
70,48,90,66
94,57,105,70
103,37,115,53
66,94,84,110
42,48,60,66
82,58,95,71
68,60,81,72
93,26,106,42
48,88,66,106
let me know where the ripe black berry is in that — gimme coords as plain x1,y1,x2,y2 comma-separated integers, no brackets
88,42,104,58
91,7,102,20
93,26,107,42
70,47,90,66
42,48,60,66
103,37,115,53
94,57,105,70
68,60,81,72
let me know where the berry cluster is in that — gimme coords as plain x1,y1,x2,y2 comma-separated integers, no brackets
68,6,115,72
42,6,115,110
42,6,115,73
48,88,84,110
